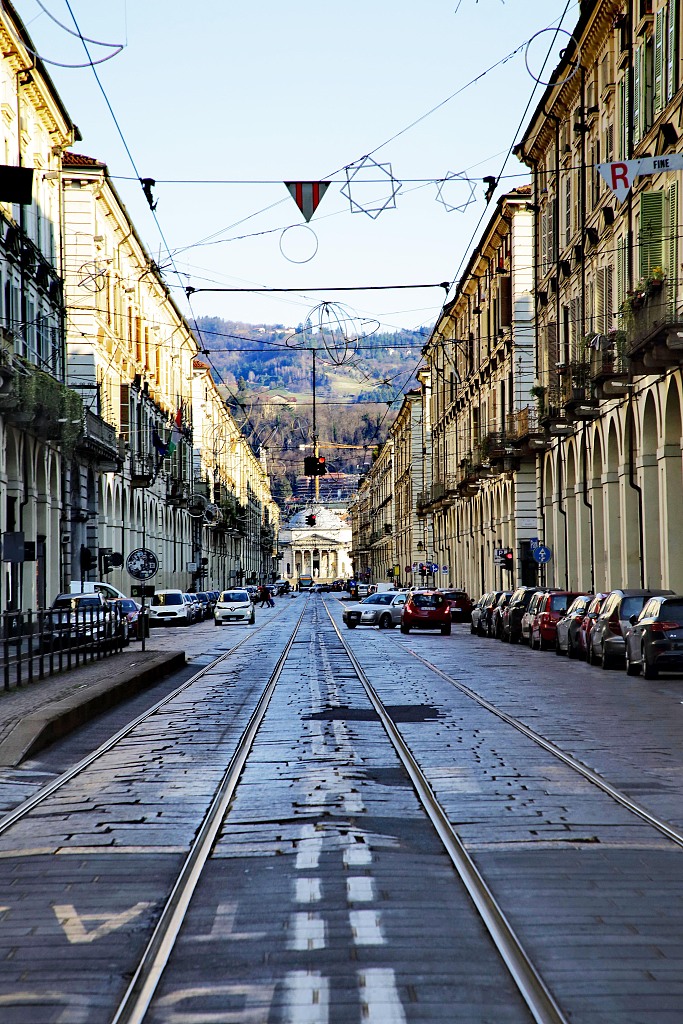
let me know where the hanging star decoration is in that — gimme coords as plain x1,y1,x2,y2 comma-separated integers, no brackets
341,155,402,219
435,171,478,213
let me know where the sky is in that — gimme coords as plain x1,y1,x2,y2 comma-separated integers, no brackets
16,0,577,338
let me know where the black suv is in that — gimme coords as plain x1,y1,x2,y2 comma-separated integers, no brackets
503,586,543,643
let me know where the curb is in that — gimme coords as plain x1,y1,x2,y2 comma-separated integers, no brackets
0,651,186,767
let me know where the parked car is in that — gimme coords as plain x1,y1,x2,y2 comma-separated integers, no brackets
469,594,489,635
577,592,609,659
530,591,581,650
195,592,212,619
555,594,592,657
520,590,547,646
502,586,543,643
245,585,259,603
624,594,683,678
400,590,452,635
343,592,407,629
40,592,121,651
214,589,256,625
149,589,193,627
476,591,504,637
588,588,674,669
490,591,513,638
108,597,149,640
439,589,472,623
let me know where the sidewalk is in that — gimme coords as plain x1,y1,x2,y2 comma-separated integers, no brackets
0,636,186,767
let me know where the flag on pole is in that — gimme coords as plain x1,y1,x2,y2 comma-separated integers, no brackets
284,181,329,222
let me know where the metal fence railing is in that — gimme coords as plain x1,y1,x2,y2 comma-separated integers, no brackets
1,605,127,691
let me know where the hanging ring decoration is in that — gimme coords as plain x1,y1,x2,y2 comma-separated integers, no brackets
524,27,580,88
435,172,478,213
279,224,319,264
187,493,209,518
204,504,222,527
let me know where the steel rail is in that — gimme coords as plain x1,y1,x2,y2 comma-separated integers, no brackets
401,644,683,850
109,600,308,1024
0,603,291,836
323,600,569,1024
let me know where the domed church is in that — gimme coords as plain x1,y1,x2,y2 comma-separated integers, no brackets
278,506,352,586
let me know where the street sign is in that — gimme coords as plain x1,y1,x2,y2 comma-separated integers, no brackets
529,537,539,550
532,544,552,564
130,584,155,598
126,547,159,580
494,547,506,565
405,565,412,573
442,565,449,573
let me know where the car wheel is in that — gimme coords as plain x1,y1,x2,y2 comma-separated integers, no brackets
346,622,357,629
214,619,220,626
249,613,255,625
441,623,451,636
400,623,410,634
642,647,658,679
567,637,577,659
625,647,640,676
379,614,392,630
601,644,613,670
470,620,477,634
588,640,599,666
555,638,563,655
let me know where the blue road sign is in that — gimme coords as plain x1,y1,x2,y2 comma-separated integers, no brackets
532,544,552,564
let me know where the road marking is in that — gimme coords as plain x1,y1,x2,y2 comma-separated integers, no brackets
284,971,329,1023
189,901,266,942
53,902,152,944
296,877,322,903
296,824,323,870
155,983,275,1023
346,876,375,902
288,912,326,950
0,992,90,1023
358,969,406,1023
343,843,372,866
349,909,384,945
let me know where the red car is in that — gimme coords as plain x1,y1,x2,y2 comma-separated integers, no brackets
578,592,609,658
530,591,581,650
400,591,452,635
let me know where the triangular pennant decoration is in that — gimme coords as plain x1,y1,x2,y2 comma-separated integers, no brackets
284,181,329,222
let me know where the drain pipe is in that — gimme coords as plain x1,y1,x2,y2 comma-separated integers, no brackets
627,384,645,587
556,443,569,590
581,421,595,594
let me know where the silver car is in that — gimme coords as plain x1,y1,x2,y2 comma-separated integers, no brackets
343,592,406,629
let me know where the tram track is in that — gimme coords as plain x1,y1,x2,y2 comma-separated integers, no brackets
0,597,679,1023
382,632,683,850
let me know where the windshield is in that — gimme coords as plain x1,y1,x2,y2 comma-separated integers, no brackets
53,596,101,610
412,594,445,609
220,591,249,602
152,592,183,606
660,599,683,618
621,596,648,618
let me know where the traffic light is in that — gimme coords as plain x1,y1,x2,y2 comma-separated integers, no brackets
316,456,327,476
304,455,317,476
305,514,317,526
80,545,96,572
502,549,514,572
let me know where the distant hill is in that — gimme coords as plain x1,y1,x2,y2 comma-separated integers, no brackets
194,317,431,508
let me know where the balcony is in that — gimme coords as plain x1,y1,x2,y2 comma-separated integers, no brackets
75,408,120,470
624,282,683,373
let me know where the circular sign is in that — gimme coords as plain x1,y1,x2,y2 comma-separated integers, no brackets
126,547,159,580
532,544,552,564
442,565,449,573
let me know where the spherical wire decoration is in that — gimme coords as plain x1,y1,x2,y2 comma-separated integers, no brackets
287,301,380,367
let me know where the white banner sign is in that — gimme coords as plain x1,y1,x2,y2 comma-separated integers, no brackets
597,155,683,203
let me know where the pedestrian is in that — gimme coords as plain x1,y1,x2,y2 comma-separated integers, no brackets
259,584,274,608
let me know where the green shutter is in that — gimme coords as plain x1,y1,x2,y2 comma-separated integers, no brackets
654,9,665,114
666,182,678,316
639,191,665,278
667,0,677,101
633,45,642,143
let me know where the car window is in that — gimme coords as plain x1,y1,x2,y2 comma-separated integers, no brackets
412,594,445,609
153,592,183,606
659,598,683,618
392,595,406,605
220,591,249,602
550,594,569,611
619,596,646,618
377,594,395,604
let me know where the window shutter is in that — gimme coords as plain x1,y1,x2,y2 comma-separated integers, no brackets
620,69,630,159
541,207,548,274
596,270,605,334
633,45,642,143
605,265,614,333
654,8,665,114
639,191,665,278
499,275,512,327
666,182,678,315
668,0,678,101
119,383,129,442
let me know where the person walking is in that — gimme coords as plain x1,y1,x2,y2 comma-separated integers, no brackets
258,584,274,608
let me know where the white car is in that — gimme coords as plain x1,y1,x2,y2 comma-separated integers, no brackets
149,589,192,626
214,588,256,625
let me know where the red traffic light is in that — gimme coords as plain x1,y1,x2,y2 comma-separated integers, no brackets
305,514,317,526
316,456,327,476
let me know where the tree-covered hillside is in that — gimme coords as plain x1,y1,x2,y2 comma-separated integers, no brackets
194,316,430,507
